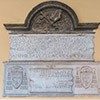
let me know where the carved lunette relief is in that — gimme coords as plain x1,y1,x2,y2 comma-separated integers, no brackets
4,1,99,32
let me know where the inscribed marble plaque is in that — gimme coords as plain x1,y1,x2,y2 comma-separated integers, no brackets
10,34,94,61
3,62,100,96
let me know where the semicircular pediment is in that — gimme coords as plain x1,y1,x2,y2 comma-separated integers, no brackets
4,1,100,32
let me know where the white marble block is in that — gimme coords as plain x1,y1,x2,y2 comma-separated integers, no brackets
10,33,94,61
3,61,100,96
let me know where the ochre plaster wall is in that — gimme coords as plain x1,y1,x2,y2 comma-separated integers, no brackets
0,0,100,100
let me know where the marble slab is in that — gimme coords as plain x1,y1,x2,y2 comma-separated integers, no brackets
3,61,100,96
10,34,94,61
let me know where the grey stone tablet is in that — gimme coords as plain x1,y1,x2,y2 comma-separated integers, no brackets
3,1,100,97
10,34,94,61
3,61,100,96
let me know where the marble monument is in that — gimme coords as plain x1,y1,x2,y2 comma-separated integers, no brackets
3,1,100,96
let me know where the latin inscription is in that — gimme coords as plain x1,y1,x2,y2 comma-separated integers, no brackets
3,0,100,97
10,34,94,61
3,62,100,96
29,68,73,93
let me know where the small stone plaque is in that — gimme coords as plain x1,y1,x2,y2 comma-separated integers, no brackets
29,68,73,93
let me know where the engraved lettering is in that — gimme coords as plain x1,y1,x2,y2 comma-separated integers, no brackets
29,68,73,93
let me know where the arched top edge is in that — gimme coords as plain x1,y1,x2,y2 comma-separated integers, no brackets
4,1,100,31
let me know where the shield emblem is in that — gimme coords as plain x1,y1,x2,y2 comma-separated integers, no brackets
11,66,23,89
80,66,93,89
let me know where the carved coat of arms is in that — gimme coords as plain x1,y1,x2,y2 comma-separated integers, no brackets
11,66,23,89
80,66,93,89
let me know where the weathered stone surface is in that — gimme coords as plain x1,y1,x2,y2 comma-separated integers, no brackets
3,61,100,96
10,34,94,61
31,8,73,32
29,68,73,93
4,1,99,31
3,0,100,97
